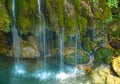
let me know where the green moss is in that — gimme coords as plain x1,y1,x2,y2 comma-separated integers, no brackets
109,19,120,37
93,0,111,21
5,0,12,15
95,47,113,64
0,1,11,33
73,0,87,35
64,14,76,36
17,16,31,34
113,49,120,56
45,0,64,29
15,0,38,35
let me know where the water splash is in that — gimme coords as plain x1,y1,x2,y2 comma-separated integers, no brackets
56,72,69,80
12,63,26,76
33,70,53,80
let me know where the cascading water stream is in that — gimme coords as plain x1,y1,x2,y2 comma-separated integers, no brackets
11,0,21,63
75,33,78,65
11,0,26,75
37,0,46,71
37,0,41,16
43,22,46,71
59,28,64,71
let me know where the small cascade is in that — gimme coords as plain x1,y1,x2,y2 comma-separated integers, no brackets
37,0,41,16
59,28,64,71
43,23,46,70
11,0,26,75
75,33,78,65
75,32,82,65
36,0,46,70
11,0,21,63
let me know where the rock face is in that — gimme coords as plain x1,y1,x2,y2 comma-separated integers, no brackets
0,32,8,55
112,56,120,76
21,37,40,58
91,65,120,84
110,40,120,49
8,36,40,59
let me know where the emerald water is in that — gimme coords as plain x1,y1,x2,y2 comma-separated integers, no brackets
0,56,91,84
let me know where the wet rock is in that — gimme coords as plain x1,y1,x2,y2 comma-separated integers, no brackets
76,56,94,73
0,32,8,55
64,47,75,65
91,65,110,84
21,36,40,58
64,0,75,17
110,40,120,49
108,19,120,41
112,56,120,76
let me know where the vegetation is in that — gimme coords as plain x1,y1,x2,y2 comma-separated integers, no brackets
0,0,120,64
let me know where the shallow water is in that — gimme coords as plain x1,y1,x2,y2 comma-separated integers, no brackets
0,56,91,84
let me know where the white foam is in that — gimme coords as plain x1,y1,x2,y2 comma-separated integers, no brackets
12,63,26,75
56,72,69,80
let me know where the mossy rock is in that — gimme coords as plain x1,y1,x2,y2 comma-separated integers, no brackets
95,47,113,64
108,19,120,39
16,0,38,35
0,32,8,55
64,47,89,65
113,49,120,56
0,1,11,33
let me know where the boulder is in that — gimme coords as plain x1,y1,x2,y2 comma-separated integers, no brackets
91,65,110,84
91,64,120,84
0,32,8,55
20,36,40,58
112,56,120,76
110,40,120,49
107,75,120,84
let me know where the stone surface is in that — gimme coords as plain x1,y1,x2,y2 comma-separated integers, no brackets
21,36,40,58
0,32,8,55
110,40,120,49
107,75,120,84
91,64,120,84
112,56,120,76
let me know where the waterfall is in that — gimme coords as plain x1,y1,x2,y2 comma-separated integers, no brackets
75,33,78,65
37,0,41,16
11,0,21,63
59,28,64,71
36,0,46,70
74,32,83,65
43,23,46,70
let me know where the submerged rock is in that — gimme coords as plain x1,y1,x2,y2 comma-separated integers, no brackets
112,56,120,76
